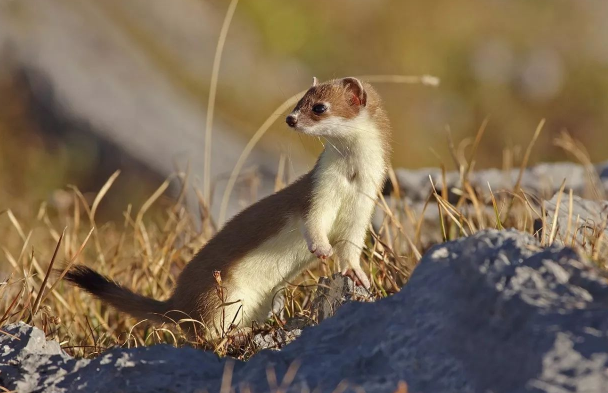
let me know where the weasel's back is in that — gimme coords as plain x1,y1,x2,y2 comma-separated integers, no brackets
170,173,313,320
197,172,312,265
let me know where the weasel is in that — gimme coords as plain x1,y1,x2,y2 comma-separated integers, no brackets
65,77,391,338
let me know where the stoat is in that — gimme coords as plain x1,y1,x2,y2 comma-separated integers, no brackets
65,77,391,338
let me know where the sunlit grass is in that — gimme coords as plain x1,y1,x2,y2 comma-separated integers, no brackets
1,123,606,360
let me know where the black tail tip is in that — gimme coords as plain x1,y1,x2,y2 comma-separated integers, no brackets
64,265,115,295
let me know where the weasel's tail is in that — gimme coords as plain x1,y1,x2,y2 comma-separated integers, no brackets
64,265,171,323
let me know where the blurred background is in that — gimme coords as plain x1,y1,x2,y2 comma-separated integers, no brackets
1,0,608,221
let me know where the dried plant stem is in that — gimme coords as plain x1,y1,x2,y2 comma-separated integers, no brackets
203,0,240,205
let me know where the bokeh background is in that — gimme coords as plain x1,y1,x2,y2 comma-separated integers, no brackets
1,0,608,220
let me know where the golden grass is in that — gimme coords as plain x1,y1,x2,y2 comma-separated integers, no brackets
0,168,404,359
1,123,605,361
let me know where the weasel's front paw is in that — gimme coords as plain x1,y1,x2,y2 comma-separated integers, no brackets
309,242,333,260
341,267,371,289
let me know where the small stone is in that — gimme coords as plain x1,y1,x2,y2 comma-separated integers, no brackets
312,274,370,323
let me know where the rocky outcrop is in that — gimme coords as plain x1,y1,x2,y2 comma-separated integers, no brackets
2,230,608,392
390,161,608,202
375,162,608,253
543,193,608,250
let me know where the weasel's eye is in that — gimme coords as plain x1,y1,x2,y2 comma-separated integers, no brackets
312,104,327,114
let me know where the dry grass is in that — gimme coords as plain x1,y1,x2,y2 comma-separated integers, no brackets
1,122,606,361
0,167,406,359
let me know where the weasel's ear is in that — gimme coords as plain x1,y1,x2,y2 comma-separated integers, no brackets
341,77,367,107
312,76,318,87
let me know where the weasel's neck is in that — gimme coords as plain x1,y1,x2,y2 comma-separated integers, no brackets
323,132,386,167
316,113,388,189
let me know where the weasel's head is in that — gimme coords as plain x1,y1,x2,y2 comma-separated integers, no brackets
286,77,371,139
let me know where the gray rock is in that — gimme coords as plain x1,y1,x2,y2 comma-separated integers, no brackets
0,325,224,393
252,329,302,351
312,273,371,323
3,230,608,392
377,161,608,255
392,161,608,203
0,323,72,393
543,193,608,251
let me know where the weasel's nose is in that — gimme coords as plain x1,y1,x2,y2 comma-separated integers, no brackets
286,114,297,127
